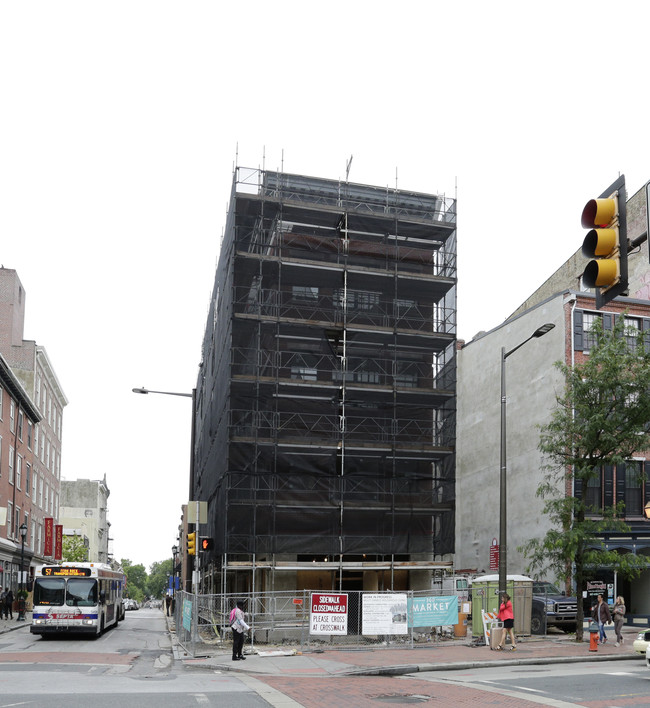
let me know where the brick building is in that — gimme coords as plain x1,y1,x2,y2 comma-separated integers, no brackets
456,180,650,615
0,268,67,591
0,351,41,591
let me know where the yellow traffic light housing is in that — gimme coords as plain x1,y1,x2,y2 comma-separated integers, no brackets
581,175,627,308
187,531,196,556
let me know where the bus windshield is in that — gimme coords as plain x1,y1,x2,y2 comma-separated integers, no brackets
66,579,97,607
33,578,66,606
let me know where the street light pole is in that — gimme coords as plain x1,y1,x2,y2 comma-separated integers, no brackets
18,522,27,621
132,386,198,594
171,543,178,599
499,323,555,597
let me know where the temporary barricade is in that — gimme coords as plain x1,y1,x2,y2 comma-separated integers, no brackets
172,588,469,657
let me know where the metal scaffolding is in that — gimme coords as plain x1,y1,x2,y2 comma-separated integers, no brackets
193,167,457,595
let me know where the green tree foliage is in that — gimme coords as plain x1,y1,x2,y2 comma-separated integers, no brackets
520,315,650,641
121,558,148,603
147,559,173,599
62,534,88,562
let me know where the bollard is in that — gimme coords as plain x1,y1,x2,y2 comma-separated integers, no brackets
589,621,599,652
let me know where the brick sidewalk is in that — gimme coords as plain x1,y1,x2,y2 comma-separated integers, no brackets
183,624,645,677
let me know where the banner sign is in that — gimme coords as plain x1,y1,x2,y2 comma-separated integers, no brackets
408,595,459,627
54,524,63,560
183,598,192,631
309,593,348,635
489,538,499,570
362,593,408,635
44,518,54,556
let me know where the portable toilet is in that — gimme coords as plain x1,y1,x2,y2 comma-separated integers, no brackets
471,574,533,636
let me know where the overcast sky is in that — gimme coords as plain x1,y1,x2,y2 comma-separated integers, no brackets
2,1,650,571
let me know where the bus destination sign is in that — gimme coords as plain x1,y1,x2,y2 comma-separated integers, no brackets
41,567,91,577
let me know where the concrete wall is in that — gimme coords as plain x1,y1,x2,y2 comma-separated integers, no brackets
456,296,566,576
60,479,110,563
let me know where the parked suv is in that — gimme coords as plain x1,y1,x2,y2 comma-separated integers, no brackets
531,581,578,634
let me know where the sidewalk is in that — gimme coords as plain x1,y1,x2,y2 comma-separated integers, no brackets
0,611,32,634
172,622,648,677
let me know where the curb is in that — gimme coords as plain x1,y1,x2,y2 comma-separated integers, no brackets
186,651,641,678
0,621,31,635
342,652,640,676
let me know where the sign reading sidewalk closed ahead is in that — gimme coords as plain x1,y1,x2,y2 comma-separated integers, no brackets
310,592,348,635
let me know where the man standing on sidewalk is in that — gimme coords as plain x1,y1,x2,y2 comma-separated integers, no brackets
2,588,14,620
231,601,250,661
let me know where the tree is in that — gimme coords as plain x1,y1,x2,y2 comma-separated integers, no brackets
121,558,148,603
62,534,88,562
147,559,173,599
520,315,650,641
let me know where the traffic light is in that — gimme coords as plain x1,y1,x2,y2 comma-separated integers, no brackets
187,531,196,556
200,537,214,552
581,174,627,308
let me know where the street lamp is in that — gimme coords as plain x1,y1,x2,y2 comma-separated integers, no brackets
18,522,27,621
132,387,193,399
132,386,197,593
499,323,555,596
171,543,178,597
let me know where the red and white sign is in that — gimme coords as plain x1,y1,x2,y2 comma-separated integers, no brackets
489,538,499,570
54,525,63,560
310,593,348,635
44,518,54,557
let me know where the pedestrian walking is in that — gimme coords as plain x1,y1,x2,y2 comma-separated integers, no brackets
230,600,250,661
165,594,172,616
613,595,626,646
495,592,517,651
592,594,611,644
2,587,14,620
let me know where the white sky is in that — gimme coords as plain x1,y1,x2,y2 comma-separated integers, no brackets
2,1,650,571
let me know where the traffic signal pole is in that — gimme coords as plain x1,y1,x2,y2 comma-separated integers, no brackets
194,500,200,594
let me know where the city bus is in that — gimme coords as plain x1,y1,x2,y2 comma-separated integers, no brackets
30,562,126,637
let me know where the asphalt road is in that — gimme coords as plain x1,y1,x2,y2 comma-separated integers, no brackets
3,609,650,707
0,608,284,707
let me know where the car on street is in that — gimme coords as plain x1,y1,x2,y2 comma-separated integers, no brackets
635,629,650,654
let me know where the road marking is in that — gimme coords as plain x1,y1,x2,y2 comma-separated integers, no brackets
237,675,305,707
512,685,544,693
414,676,583,708
191,695,209,705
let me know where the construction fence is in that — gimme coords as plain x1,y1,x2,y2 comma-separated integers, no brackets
172,588,472,658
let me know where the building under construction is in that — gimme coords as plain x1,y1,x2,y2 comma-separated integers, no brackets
193,167,457,595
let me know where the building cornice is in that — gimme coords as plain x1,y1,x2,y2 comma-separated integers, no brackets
0,351,42,422
36,345,68,406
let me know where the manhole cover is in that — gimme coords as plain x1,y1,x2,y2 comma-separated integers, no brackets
373,696,432,704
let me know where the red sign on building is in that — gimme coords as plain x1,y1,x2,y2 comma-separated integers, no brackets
44,518,54,557
54,525,63,560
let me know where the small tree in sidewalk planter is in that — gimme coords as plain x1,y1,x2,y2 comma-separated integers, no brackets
520,315,650,643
